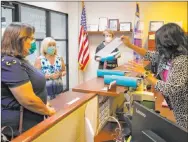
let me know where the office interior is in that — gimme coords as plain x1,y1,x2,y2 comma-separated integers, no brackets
1,1,188,142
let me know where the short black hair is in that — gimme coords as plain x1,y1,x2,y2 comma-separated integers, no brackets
155,23,188,60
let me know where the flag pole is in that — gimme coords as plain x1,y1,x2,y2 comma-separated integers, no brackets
82,1,84,9
78,0,86,83
132,2,137,62
78,1,84,84
132,2,138,44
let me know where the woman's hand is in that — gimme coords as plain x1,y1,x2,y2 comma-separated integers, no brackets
51,72,60,80
46,102,52,107
45,74,51,80
120,35,132,47
50,71,66,79
124,61,146,75
62,71,66,77
46,102,56,116
46,104,56,116
96,57,101,62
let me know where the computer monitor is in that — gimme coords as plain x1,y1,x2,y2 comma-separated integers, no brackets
132,101,188,142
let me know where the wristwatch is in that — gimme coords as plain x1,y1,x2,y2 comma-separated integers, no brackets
143,71,152,78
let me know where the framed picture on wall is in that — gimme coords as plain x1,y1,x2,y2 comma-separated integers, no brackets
119,22,132,31
99,17,108,31
87,24,98,31
149,21,164,32
109,19,119,31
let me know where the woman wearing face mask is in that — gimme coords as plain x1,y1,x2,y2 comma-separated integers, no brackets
121,23,188,130
1,23,56,139
95,29,121,69
34,37,66,100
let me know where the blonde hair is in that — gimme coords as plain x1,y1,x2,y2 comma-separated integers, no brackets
103,29,114,37
40,37,57,56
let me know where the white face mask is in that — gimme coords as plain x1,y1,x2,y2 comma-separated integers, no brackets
105,37,112,43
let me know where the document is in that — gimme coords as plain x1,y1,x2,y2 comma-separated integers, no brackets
149,34,155,40
67,97,80,105
99,17,108,31
87,24,98,31
96,37,123,57
150,22,164,32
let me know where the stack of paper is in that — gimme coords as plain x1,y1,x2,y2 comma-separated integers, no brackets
96,38,123,58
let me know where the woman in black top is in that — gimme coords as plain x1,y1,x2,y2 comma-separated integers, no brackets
1,23,56,139
95,29,121,69
121,23,188,130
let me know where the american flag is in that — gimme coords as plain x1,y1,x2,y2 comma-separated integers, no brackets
133,2,142,62
78,2,90,71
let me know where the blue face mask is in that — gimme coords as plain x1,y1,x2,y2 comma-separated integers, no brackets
46,46,56,55
29,41,37,55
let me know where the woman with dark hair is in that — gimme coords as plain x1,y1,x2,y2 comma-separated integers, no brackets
1,22,56,139
121,23,188,129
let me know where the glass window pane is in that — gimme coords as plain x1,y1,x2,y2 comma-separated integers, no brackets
56,41,68,91
26,41,40,65
1,7,13,36
50,12,67,39
56,41,67,63
20,6,46,39
1,7,12,28
63,75,67,91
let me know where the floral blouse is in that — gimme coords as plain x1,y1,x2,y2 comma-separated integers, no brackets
39,55,62,75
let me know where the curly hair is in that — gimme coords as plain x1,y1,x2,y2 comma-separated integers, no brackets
155,23,188,60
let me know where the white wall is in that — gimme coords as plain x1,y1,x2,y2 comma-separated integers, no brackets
21,2,145,89
67,2,80,89
80,2,139,82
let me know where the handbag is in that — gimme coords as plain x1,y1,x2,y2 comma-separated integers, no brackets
52,78,64,95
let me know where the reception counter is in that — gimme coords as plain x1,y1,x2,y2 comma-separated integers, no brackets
12,91,96,142
12,62,175,142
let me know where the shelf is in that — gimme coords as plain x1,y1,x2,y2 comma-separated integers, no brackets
87,31,132,35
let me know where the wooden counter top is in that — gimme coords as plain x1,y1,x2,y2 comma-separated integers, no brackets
12,91,96,142
154,91,176,122
72,77,127,97
50,91,87,111
72,61,150,97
